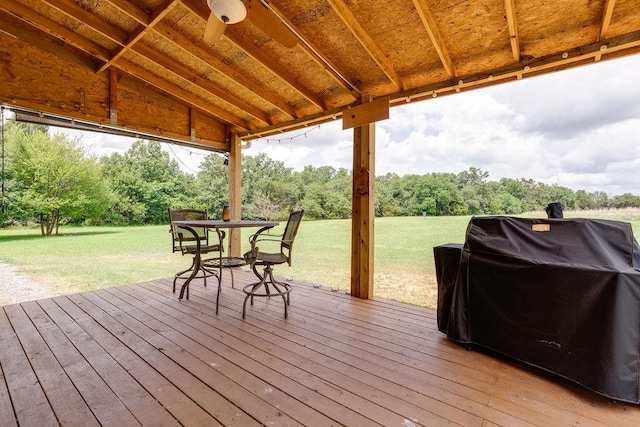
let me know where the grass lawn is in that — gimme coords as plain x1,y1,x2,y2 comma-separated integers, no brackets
1,208,638,309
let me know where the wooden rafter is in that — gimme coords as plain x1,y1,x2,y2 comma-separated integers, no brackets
412,0,456,77
97,0,181,73
39,0,266,127
326,0,402,90
131,43,271,124
180,0,326,111
0,4,250,129
45,0,126,44
0,10,97,71
153,21,298,118
504,0,520,62
600,0,616,40
268,2,361,99
96,0,297,119
0,1,109,67
116,58,251,129
240,29,640,140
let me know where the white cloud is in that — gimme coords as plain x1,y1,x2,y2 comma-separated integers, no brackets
43,53,640,196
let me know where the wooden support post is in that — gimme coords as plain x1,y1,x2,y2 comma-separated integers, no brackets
228,132,242,257
351,117,375,299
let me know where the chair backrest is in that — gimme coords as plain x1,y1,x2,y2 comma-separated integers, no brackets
168,208,208,252
281,209,304,263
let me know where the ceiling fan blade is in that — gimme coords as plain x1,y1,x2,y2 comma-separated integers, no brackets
204,12,227,44
245,0,297,48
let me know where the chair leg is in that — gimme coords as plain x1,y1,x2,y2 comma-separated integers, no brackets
242,264,291,319
175,255,220,299
216,277,222,315
173,257,197,293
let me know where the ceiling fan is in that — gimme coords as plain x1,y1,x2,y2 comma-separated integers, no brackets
204,0,297,47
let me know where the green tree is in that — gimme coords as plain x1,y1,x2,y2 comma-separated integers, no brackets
194,153,228,216
403,173,466,216
7,123,112,235
375,173,405,217
612,193,640,209
591,191,611,209
242,153,297,219
100,140,195,224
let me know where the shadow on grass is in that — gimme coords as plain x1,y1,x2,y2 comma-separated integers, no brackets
0,230,121,242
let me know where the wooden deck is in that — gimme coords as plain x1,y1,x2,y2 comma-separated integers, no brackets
1,269,639,426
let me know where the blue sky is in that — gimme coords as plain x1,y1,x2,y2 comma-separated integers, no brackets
53,53,640,196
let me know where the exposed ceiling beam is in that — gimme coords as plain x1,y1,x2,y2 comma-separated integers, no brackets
0,2,109,68
96,0,297,119
242,30,640,140
97,0,180,73
0,4,252,129
40,0,266,126
326,0,402,90
412,0,456,77
131,43,271,124
116,58,251,129
267,2,361,99
152,21,298,118
181,0,326,111
0,10,97,71
600,0,616,40
106,0,150,25
504,0,520,62
44,0,127,45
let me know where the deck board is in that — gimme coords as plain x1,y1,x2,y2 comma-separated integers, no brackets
1,270,640,426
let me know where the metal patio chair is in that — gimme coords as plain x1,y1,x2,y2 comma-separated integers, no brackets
242,208,304,319
168,208,225,294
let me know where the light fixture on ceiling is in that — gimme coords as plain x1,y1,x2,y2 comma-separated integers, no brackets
207,0,246,25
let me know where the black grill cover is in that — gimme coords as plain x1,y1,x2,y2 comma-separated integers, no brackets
435,216,640,403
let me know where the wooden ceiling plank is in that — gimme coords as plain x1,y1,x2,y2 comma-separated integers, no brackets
224,31,325,109
181,0,325,111
326,0,402,90
412,0,456,77
115,58,251,129
153,21,297,118
35,0,262,124
600,0,616,40
394,30,640,103
0,2,110,67
97,0,181,73
243,30,640,140
1,2,251,131
267,2,361,99
43,0,128,45
504,0,520,62
132,43,271,124
106,0,149,26
100,0,298,119
0,9,97,72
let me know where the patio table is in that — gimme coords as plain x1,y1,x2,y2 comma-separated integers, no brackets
170,219,278,309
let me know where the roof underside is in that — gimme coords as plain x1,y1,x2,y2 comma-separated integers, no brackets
1,0,640,152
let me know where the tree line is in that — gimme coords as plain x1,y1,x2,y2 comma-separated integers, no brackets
1,122,639,235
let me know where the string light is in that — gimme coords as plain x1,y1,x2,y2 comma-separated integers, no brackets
258,124,322,145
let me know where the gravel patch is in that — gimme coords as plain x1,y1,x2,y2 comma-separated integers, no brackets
0,262,55,305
